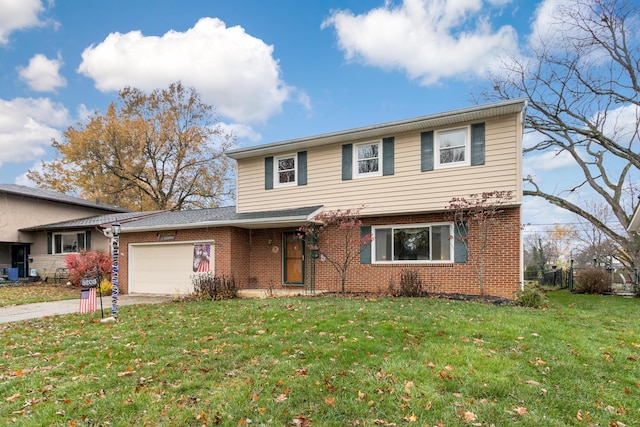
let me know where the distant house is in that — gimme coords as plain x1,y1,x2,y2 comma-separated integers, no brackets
115,99,526,298
0,184,129,280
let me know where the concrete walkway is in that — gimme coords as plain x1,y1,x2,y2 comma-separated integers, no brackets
0,294,173,324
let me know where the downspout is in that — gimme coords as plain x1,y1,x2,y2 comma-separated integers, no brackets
519,100,528,291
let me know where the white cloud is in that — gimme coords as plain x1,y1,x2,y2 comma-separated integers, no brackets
14,163,40,186
525,149,576,173
18,53,67,92
322,0,518,85
0,0,46,45
219,122,261,144
528,0,590,51
77,17,298,123
522,193,580,227
591,103,640,147
0,97,68,166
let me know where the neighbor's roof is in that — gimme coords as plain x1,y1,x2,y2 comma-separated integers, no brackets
227,98,528,160
119,205,324,232
20,211,167,232
0,184,129,213
627,205,640,233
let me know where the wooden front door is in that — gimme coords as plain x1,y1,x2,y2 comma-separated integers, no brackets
284,232,304,284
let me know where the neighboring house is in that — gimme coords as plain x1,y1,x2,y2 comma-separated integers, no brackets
116,99,526,299
0,184,129,280
22,211,165,281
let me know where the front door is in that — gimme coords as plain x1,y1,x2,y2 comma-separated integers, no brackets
11,245,28,278
283,232,304,284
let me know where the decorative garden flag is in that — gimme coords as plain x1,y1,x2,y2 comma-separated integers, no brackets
193,243,211,272
80,287,96,313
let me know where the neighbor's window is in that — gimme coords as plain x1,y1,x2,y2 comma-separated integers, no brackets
373,223,452,263
354,141,381,178
53,232,86,254
436,127,469,168
274,154,297,187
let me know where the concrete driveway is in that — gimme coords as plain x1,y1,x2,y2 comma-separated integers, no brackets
0,294,173,324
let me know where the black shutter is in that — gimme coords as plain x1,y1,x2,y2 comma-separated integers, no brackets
360,226,371,264
297,151,307,186
47,232,52,255
265,157,274,190
471,123,485,166
454,221,468,263
421,131,434,172
342,144,352,180
382,137,394,176
86,231,92,250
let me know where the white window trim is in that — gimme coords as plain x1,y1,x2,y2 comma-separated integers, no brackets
435,126,471,169
273,153,297,188
353,140,382,178
53,232,84,254
371,222,454,264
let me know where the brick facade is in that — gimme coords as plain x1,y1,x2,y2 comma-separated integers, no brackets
118,207,521,299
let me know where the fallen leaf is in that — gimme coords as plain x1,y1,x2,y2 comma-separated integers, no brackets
292,414,312,426
513,407,527,416
402,413,417,422
463,411,477,422
325,397,335,407
404,381,414,393
5,392,20,402
525,380,540,386
274,393,288,403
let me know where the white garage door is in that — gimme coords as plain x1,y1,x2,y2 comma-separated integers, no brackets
129,242,213,294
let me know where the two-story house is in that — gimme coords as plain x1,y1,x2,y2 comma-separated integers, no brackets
115,99,526,298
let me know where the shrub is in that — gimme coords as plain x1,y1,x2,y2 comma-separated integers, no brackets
98,278,113,295
191,272,238,301
574,268,611,294
64,251,112,286
399,269,425,297
515,283,548,308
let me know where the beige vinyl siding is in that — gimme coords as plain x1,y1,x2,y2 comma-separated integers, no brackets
236,114,522,216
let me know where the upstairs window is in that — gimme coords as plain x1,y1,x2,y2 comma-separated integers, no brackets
274,154,297,187
354,141,381,178
435,127,470,168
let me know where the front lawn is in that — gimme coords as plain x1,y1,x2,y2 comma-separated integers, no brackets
1,291,638,426
0,282,79,307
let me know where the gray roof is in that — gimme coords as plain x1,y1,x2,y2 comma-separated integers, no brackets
21,211,167,231
227,98,527,159
120,205,324,232
0,184,129,213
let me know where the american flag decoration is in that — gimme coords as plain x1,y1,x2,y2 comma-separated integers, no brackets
80,287,96,313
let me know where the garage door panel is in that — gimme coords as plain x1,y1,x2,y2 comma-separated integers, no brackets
130,243,206,294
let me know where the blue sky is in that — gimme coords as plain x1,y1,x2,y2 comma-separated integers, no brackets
0,0,581,227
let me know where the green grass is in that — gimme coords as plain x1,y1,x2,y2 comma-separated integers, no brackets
1,291,639,426
0,282,79,307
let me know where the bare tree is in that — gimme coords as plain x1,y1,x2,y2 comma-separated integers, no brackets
573,201,619,267
483,0,640,268
447,191,515,298
298,208,372,295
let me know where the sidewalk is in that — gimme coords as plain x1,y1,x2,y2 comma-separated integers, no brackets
0,294,173,324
